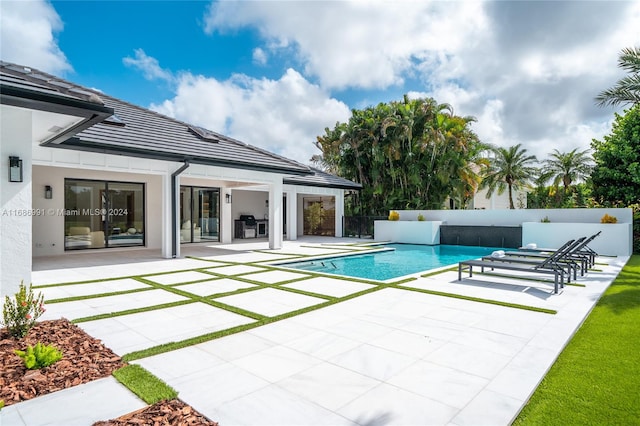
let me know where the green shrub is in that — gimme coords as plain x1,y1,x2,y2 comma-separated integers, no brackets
541,216,551,223
2,281,46,338
14,342,63,369
417,214,425,221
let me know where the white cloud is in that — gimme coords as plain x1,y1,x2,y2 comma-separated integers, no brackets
0,0,71,74
252,47,268,66
204,1,487,90
123,49,174,83
151,67,351,163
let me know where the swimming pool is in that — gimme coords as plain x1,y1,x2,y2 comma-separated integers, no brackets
282,244,502,281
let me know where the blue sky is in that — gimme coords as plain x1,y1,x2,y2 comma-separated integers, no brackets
1,1,639,164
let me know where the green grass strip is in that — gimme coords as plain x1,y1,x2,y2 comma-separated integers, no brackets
513,255,640,425
136,277,267,320
421,267,458,278
396,284,557,314
72,299,196,323
45,286,154,304
122,284,387,362
112,364,177,404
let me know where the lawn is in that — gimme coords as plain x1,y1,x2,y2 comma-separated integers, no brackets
513,255,640,425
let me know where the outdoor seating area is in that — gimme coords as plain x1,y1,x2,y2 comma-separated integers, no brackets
458,233,601,294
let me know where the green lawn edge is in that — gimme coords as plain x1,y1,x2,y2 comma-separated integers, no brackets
513,255,640,425
112,364,177,405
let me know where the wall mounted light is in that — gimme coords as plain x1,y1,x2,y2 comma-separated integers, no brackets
45,185,53,199
225,193,232,204
9,156,23,182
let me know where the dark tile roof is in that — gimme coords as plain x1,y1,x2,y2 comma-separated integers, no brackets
0,62,113,144
284,167,362,190
0,62,311,176
1,61,361,189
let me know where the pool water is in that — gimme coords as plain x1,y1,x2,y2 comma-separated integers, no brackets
283,244,502,281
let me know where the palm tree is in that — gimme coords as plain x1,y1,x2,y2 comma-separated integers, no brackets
481,144,538,209
540,148,592,193
596,46,640,107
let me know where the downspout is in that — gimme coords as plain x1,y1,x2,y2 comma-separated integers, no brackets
171,160,190,258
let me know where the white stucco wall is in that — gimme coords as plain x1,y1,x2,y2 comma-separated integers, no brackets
1,107,33,298
374,221,442,244
522,222,632,256
472,187,528,210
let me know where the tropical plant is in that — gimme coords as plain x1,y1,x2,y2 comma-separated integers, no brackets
417,213,425,221
2,281,46,338
313,95,483,215
480,144,539,209
388,211,400,221
600,214,618,224
595,46,640,107
539,148,592,193
14,342,63,369
590,106,640,206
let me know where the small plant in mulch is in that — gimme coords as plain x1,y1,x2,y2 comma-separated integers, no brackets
15,342,63,370
2,281,46,338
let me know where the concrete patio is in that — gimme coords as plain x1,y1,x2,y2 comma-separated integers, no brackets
2,237,627,426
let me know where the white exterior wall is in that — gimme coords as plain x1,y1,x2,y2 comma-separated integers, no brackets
522,222,632,256
231,190,270,220
1,107,33,298
472,187,528,210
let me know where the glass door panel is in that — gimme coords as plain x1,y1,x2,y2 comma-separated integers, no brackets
196,188,220,242
106,182,145,247
180,187,193,243
64,180,106,249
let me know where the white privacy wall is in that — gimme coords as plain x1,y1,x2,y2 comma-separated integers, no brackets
390,208,633,256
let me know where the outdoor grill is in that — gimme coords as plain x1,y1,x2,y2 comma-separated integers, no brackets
235,215,257,238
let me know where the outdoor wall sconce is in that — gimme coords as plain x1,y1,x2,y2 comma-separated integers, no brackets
225,193,232,204
45,185,53,199
9,156,23,182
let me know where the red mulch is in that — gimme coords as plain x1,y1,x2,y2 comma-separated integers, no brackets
0,318,124,406
1,319,218,425
93,398,218,426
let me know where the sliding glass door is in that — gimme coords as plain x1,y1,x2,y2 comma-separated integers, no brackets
180,186,220,243
64,179,145,250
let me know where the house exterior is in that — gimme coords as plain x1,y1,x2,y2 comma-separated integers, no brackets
0,62,360,298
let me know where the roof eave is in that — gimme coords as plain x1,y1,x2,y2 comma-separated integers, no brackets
1,83,114,145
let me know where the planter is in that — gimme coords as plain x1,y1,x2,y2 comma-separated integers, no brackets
374,221,442,245
522,222,632,256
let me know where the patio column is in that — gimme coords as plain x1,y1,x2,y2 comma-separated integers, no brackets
285,189,297,240
268,179,283,249
334,190,344,237
161,172,172,258
221,188,232,244
0,108,32,299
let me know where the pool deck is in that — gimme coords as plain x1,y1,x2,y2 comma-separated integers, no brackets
2,237,628,425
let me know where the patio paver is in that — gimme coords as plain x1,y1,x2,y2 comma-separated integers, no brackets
13,239,628,426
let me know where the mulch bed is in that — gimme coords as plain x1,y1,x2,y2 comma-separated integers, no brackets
94,398,218,426
1,319,218,425
0,318,124,406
